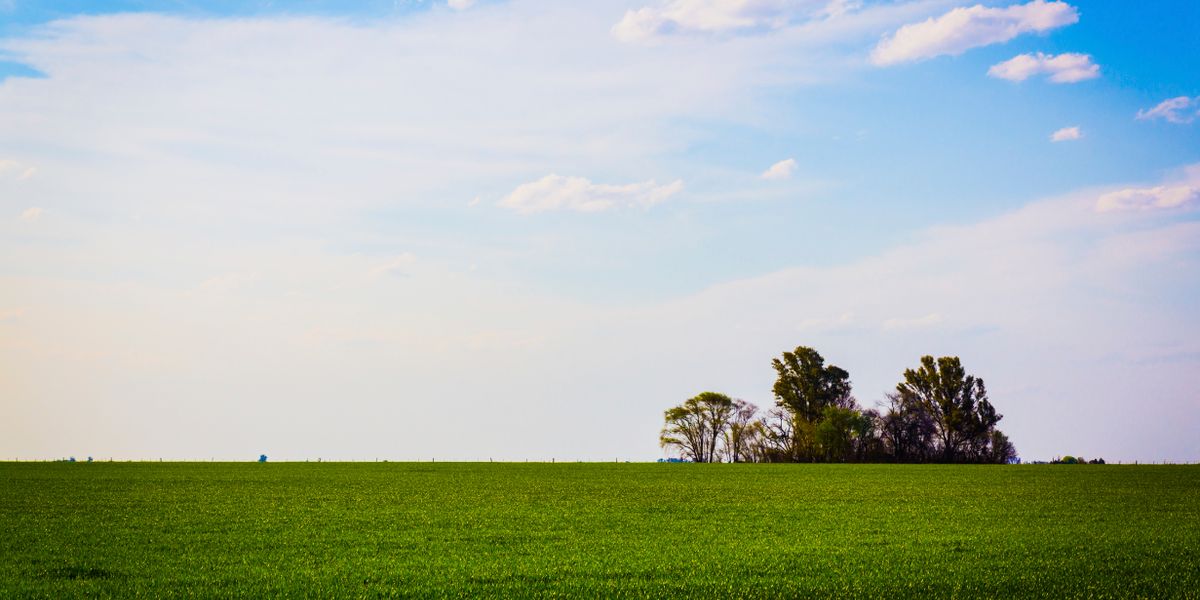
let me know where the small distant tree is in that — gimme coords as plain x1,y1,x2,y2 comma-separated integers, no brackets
660,392,735,463
258,454,268,463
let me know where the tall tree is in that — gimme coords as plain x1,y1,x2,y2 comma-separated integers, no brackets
893,355,1003,463
771,346,855,460
660,392,735,463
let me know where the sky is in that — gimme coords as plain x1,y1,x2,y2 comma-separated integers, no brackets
1,0,1198,462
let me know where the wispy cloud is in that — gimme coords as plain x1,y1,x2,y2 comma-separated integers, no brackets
1050,126,1081,142
447,0,475,10
883,313,942,330
192,271,260,295
612,0,852,42
761,158,797,180
19,206,43,221
1096,185,1199,213
797,312,855,332
988,52,1098,83
871,0,1078,66
498,175,683,214
368,253,418,279
1136,96,1198,124
0,159,36,180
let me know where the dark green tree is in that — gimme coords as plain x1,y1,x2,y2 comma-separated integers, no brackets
815,406,858,462
772,346,854,422
771,346,855,460
880,392,937,463
894,355,1005,463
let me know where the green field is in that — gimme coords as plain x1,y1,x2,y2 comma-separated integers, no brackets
2,463,1198,598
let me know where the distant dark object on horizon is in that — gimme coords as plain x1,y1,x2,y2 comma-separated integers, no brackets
1053,456,1105,464
258,454,268,463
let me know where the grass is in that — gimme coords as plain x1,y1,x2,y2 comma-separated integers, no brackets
1,462,1197,598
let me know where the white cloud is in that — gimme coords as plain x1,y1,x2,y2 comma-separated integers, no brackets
0,10,774,226
0,308,24,321
871,0,1078,66
498,174,683,214
368,253,418,278
820,0,862,19
19,206,43,221
191,271,261,296
883,313,942,330
1050,126,1081,142
0,159,36,180
1136,96,1198,124
447,0,476,10
797,312,854,331
1096,185,1199,213
988,52,1098,83
761,158,797,180
612,0,846,42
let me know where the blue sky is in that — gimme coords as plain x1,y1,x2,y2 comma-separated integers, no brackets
1,0,1198,462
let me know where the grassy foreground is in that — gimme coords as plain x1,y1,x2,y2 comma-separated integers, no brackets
1,463,1197,598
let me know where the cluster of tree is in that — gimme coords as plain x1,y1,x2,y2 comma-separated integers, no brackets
1051,456,1104,464
660,346,1017,464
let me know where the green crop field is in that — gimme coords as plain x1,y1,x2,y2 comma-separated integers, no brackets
2,463,1197,598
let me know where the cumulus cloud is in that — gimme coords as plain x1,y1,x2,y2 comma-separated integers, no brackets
1050,126,1081,142
19,206,43,221
871,0,1078,66
761,158,797,180
1096,186,1199,213
612,0,845,42
988,52,1098,83
1136,96,1198,124
498,174,683,214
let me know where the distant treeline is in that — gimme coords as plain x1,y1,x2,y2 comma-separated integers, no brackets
661,346,1017,464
